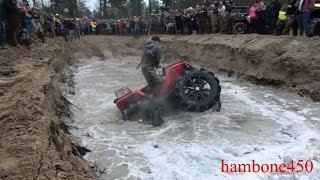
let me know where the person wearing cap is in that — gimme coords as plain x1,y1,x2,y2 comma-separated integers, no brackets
137,36,162,97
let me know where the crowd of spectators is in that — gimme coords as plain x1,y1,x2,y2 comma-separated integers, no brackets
80,0,319,37
78,0,237,37
0,0,319,49
1,0,45,48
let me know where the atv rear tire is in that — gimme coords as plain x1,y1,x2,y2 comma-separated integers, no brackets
122,104,138,121
138,99,163,127
175,69,221,112
122,109,129,121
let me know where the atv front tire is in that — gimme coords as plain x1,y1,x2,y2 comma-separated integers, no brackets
175,69,221,112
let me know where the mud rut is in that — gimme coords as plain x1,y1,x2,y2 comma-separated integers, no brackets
66,40,320,180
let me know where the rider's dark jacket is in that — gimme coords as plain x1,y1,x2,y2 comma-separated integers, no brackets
141,41,161,69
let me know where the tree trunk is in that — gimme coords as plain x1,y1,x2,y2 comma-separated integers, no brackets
130,0,142,16
99,0,103,17
103,0,107,18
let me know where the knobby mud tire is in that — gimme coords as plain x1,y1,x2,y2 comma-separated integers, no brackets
232,22,247,34
175,68,221,112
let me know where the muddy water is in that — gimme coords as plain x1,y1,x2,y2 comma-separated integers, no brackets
67,49,320,180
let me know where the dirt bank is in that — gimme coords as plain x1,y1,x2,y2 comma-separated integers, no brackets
135,35,320,100
0,40,94,179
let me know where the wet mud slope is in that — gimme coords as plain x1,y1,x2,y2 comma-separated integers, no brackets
137,35,320,100
0,40,94,179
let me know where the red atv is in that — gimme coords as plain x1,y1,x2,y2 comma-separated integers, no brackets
113,61,221,126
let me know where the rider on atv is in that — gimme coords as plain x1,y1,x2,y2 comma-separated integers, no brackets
137,36,162,97
114,36,221,127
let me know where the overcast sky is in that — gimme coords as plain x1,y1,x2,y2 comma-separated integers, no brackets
86,0,150,11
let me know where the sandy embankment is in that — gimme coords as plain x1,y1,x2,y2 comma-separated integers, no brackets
0,39,94,179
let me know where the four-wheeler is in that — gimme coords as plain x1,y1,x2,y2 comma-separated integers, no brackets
113,61,221,127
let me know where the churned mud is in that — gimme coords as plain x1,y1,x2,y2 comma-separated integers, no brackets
66,36,320,179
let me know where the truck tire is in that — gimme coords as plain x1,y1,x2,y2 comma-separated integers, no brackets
175,69,221,112
232,22,247,34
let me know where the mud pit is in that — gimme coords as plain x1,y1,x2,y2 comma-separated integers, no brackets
67,36,320,179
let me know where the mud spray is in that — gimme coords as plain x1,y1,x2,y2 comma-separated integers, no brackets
66,37,320,180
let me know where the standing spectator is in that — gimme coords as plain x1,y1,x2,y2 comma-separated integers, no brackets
256,1,269,34
61,18,69,41
74,19,81,39
107,20,112,35
268,0,282,34
297,0,315,36
138,17,144,36
175,10,184,35
284,0,298,35
84,20,90,35
149,15,156,34
182,10,191,34
218,1,228,33
142,18,148,35
31,3,43,41
224,1,234,33
0,0,7,48
19,0,33,38
189,8,198,34
133,17,140,38
125,19,130,35
6,0,20,46
175,11,184,35
67,19,75,38
197,6,210,34
164,13,173,34
30,2,41,20
309,1,320,36
33,18,44,43
247,1,259,31
43,12,54,37
158,15,165,34
102,20,108,35
120,19,125,35
209,2,220,33
90,19,97,35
